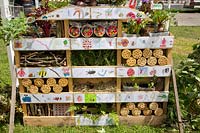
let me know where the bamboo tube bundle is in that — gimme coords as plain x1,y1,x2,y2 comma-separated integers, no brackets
47,78,57,86
143,49,152,58
132,108,141,116
126,103,136,110
154,108,164,116
137,102,147,110
126,57,136,66
22,79,32,87
58,78,68,87
122,49,131,59
132,49,142,59
53,84,63,93
120,107,129,116
149,102,159,110
29,85,39,94
137,57,147,66
143,109,153,116
158,56,168,65
153,49,163,58
41,85,51,94
147,57,157,66
34,78,45,87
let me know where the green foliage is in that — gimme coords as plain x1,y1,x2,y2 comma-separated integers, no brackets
123,18,149,35
47,0,69,9
0,12,28,45
71,50,116,66
167,42,200,131
188,43,200,64
150,10,171,26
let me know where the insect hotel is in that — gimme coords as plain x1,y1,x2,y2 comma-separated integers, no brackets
13,0,174,126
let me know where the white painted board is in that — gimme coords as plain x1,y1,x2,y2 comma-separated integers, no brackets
117,65,171,77
74,93,115,103
20,93,73,103
72,67,115,78
14,38,70,51
16,67,71,78
39,7,90,20
71,38,116,50
116,91,169,102
117,36,174,49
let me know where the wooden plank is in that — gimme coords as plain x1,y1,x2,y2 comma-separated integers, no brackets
70,38,116,50
23,116,75,126
64,20,69,38
116,91,169,102
13,38,70,51
19,79,27,116
20,93,73,103
172,68,184,133
16,67,71,78
117,65,172,78
119,115,166,126
14,51,20,67
117,36,174,49
7,45,16,133
74,93,115,103
72,67,115,78
117,20,123,115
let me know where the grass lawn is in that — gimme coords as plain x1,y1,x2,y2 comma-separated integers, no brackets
0,26,200,132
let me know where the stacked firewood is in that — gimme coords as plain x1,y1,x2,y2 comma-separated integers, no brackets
120,102,164,116
121,49,168,66
21,78,68,93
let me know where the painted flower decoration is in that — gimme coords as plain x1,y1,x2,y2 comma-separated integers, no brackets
126,12,136,19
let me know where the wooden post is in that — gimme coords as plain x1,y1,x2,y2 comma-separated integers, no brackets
172,68,184,133
64,20,74,116
7,45,16,133
163,48,172,114
116,20,123,115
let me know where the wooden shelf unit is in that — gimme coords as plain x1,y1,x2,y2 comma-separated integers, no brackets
14,6,174,126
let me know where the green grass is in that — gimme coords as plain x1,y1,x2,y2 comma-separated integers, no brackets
0,124,166,133
170,26,200,68
0,26,200,132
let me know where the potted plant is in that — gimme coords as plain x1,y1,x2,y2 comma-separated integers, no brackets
149,10,171,36
123,18,149,37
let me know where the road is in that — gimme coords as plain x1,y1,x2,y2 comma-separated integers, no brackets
175,13,200,26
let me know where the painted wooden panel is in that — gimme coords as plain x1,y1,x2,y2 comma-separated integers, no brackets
14,38,70,51
38,7,146,20
116,91,169,102
16,67,71,78
71,38,116,50
75,115,114,126
117,36,174,49
117,65,171,77
72,67,115,78
91,8,146,19
39,7,90,20
74,93,115,103
20,93,73,103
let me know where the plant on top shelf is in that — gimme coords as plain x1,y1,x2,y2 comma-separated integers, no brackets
149,10,171,33
123,18,149,36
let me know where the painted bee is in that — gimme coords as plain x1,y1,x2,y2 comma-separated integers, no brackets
38,68,47,77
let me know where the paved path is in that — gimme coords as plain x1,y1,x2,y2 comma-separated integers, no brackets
175,13,200,26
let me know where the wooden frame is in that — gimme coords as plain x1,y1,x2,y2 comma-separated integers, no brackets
13,7,173,126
